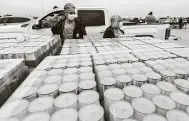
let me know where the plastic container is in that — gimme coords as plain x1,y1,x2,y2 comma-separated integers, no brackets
0,99,28,120
152,65,166,72
173,69,188,79
161,70,176,83
152,95,176,116
141,84,161,100
79,73,95,81
54,93,78,110
170,91,189,111
166,110,189,121
112,69,126,77
95,65,109,72
26,77,44,88
109,101,134,121
80,61,92,67
132,62,146,68
22,112,50,121
174,79,189,94
28,96,54,114
132,97,156,121
51,108,78,121
37,84,58,98
43,76,61,85
59,82,78,94
132,74,148,87
47,69,62,76
121,63,133,69
79,67,93,74
79,81,97,93
62,74,79,83
63,68,78,75
157,81,177,96
139,67,153,75
126,68,140,76
116,75,132,89
108,64,122,70
143,114,167,121
145,72,161,84
79,105,104,121
78,90,100,109
123,86,143,103
104,88,124,118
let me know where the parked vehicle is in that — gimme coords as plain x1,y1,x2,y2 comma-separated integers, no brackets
0,16,31,25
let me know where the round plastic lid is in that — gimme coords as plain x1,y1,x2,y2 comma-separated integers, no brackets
33,70,47,77
161,70,176,77
47,69,62,76
0,99,29,118
126,68,140,75
152,95,175,110
153,65,166,71
122,119,139,121
98,71,112,77
51,108,78,121
139,67,153,73
80,62,92,66
28,96,54,113
173,69,188,75
166,110,189,121
95,65,108,71
104,88,124,101
165,59,176,63
78,90,99,104
109,101,134,119
54,93,77,108
67,62,79,67
79,73,94,80
59,83,78,93
141,84,161,95
22,112,50,121
43,76,61,84
94,59,105,65
145,61,156,66
28,77,44,86
132,97,156,114
53,63,66,68
123,86,143,98
63,74,78,82
79,105,104,121
174,79,189,89
79,67,92,73
143,114,167,121
116,75,132,83
175,58,188,63
155,60,166,64
132,74,147,82
157,81,177,92
100,77,116,86
37,84,58,95
112,69,126,75
109,64,122,69
170,91,189,106
145,72,161,80
121,63,133,68
13,86,37,98
79,81,96,90
0,118,19,121
64,68,78,75
132,62,146,68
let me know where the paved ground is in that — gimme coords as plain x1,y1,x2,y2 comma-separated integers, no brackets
167,25,189,47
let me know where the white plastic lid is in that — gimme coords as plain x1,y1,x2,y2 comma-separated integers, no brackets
112,69,126,75
78,90,99,104
164,63,176,69
79,67,92,73
51,108,78,121
109,64,122,69
53,63,66,68
145,72,161,80
155,60,166,64
126,68,140,75
145,61,156,66
166,110,189,121
95,65,108,71
132,97,156,114
174,79,189,89
79,80,96,89
0,118,19,121
175,58,188,62
98,71,112,77
141,84,161,95
27,77,44,86
79,105,104,121
132,74,147,82
122,119,139,121
157,81,177,92
64,68,78,75
121,63,133,68
104,88,124,101
143,114,167,121
116,75,132,83
43,76,61,84
13,86,37,98
22,112,50,121
123,86,143,98
132,62,146,68
80,62,92,67
161,70,176,77
54,93,77,108
0,99,28,118
109,101,134,119
32,70,47,77
37,84,58,95
170,91,189,106
62,74,78,83
153,65,166,71
28,96,54,113
165,59,176,63
47,69,62,76
79,73,94,80
173,69,188,75
100,77,116,86
139,67,153,74
67,62,79,67
59,83,78,93
94,59,105,65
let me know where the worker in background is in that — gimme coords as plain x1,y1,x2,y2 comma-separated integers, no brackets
103,15,124,38
179,17,183,29
51,3,87,45
145,12,156,24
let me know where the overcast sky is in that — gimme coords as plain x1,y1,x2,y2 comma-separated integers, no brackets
0,0,189,18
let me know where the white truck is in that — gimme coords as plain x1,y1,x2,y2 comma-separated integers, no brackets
0,8,171,40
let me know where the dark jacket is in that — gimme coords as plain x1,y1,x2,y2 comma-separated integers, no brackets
51,18,87,39
103,26,125,38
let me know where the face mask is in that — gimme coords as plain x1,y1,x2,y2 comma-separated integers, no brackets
67,14,75,21
119,22,123,28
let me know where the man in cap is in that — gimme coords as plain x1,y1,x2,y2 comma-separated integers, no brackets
51,3,87,45
145,12,156,24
